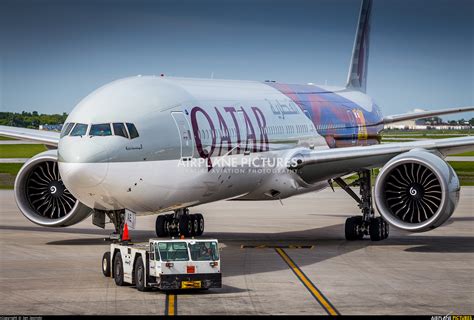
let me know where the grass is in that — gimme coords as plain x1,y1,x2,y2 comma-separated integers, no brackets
383,129,472,135
0,143,47,188
450,151,474,157
382,139,417,143
448,161,474,171
382,129,472,140
0,163,23,189
449,161,474,186
381,132,471,142
0,144,47,158
385,135,466,139
0,163,23,174
0,136,17,140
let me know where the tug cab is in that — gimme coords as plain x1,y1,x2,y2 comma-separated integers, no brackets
102,238,221,291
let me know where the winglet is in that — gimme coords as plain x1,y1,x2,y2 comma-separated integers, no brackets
346,0,373,93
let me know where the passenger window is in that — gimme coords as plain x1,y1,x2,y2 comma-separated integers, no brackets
90,123,112,136
70,123,88,136
126,123,139,139
60,122,75,138
113,123,129,138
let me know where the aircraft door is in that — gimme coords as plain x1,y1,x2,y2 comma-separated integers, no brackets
171,112,194,159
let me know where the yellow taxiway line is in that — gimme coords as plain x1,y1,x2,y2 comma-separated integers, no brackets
275,247,339,316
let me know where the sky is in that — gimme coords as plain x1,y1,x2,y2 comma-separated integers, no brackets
0,0,473,120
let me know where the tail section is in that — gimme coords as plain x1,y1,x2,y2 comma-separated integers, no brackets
346,0,373,93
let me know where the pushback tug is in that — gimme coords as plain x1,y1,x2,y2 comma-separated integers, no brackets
101,224,222,291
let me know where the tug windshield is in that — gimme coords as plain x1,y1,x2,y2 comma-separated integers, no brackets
188,241,219,261
157,242,189,261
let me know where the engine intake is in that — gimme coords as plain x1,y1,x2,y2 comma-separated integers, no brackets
374,150,460,232
14,150,92,227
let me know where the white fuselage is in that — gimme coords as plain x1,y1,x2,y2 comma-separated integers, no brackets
58,76,380,214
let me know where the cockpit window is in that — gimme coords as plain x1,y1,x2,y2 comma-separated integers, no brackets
70,123,88,136
90,123,112,136
113,123,129,138
60,122,75,138
126,123,139,139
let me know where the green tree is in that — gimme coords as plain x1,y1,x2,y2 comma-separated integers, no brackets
0,111,68,129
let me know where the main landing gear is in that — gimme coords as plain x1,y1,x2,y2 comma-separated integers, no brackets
333,170,389,241
155,208,205,237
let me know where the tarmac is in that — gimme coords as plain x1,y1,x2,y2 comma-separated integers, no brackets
0,188,473,315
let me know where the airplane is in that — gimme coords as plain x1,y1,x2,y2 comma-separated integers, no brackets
1,0,473,242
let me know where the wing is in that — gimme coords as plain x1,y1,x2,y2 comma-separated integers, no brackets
289,136,474,184
378,106,474,125
0,125,60,147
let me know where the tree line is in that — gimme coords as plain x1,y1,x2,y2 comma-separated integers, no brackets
0,111,68,129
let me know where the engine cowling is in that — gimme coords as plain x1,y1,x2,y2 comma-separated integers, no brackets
374,150,460,232
14,150,92,227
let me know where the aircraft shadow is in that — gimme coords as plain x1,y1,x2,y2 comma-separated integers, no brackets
1,221,472,281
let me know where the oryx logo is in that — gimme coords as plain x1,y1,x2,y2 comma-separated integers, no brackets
50,186,57,194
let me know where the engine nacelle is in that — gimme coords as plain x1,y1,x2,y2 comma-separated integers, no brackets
374,150,460,232
14,150,92,227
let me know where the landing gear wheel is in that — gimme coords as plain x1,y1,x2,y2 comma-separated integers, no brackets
179,215,192,236
195,213,204,236
384,220,389,239
164,216,171,235
114,254,125,286
337,170,390,241
102,252,111,277
369,217,389,241
345,216,364,240
190,215,199,236
166,214,178,237
155,215,168,237
134,258,148,292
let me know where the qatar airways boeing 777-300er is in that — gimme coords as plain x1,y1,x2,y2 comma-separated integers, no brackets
1,0,473,242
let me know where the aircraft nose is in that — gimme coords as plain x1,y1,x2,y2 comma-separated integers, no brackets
58,138,109,188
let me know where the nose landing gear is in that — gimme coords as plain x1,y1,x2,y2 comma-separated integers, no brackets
155,208,204,237
334,170,389,241
95,209,127,242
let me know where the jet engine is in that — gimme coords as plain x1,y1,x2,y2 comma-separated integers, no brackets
374,150,460,232
14,150,92,227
